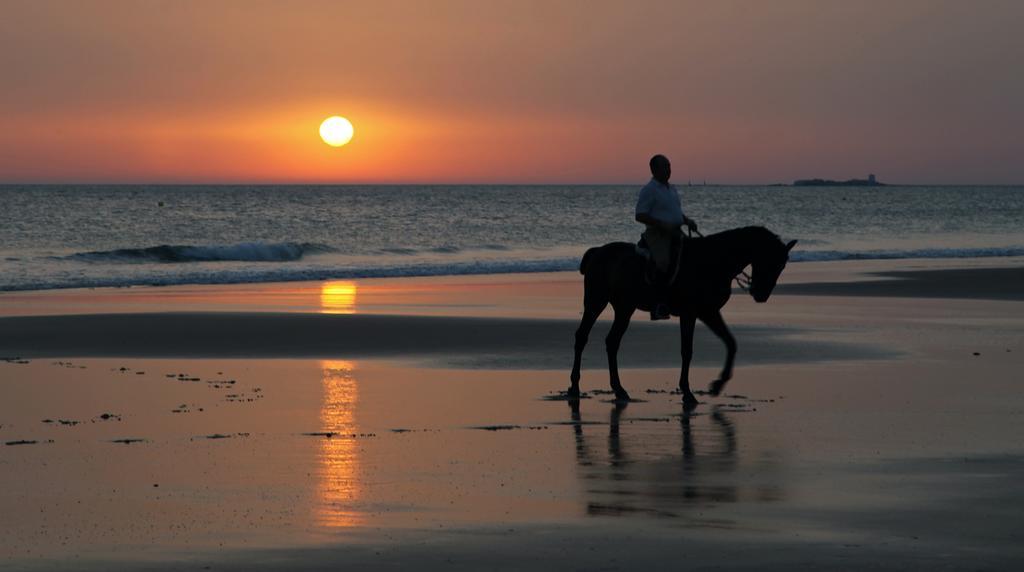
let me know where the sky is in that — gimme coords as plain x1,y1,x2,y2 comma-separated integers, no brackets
1,0,1022,184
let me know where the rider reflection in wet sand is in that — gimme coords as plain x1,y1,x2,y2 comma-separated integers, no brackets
567,401,777,517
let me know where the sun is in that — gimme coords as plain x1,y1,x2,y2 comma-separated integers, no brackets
319,116,354,147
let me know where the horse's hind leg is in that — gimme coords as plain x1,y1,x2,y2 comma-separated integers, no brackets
605,305,634,401
677,312,699,406
699,310,737,396
569,303,605,396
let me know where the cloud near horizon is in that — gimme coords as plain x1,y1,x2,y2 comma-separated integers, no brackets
1,0,1022,184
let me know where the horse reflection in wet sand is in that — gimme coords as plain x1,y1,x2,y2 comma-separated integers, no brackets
568,401,782,518
570,227,796,404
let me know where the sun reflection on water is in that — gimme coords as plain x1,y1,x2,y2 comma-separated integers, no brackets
315,360,362,528
320,281,357,314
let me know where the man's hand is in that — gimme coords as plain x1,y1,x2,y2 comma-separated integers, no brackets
684,216,698,233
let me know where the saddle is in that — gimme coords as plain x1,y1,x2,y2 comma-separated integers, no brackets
636,234,685,285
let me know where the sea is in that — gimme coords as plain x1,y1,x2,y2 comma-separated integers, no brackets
1,184,1022,292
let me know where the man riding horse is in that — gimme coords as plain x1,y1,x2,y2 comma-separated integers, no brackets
636,154,699,320
569,158,796,404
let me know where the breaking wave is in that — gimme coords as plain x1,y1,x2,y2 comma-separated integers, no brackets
68,242,335,263
4,243,1023,292
790,246,1024,262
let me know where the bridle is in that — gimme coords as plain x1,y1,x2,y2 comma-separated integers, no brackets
686,227,754,293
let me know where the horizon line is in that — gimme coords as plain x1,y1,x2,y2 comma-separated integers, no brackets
2,181,1023,187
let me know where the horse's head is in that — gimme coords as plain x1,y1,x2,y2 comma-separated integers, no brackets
749,235,797,303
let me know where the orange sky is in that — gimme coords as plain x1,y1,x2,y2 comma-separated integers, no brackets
1,0,1022,184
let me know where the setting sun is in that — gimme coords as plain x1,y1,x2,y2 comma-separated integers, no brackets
319,116,354,147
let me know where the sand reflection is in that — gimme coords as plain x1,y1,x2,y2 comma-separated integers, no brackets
320,281,358,314
314,360,362,528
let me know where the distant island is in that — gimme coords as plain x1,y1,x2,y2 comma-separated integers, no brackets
793,174,883,186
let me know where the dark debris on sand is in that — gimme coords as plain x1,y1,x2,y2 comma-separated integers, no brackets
549,420,608,426
541,391,592,401
52,361,86,369
715,403,757,412
472,425,549,431
224,391,263,403
188,432,253,441
41,419,81,426
110,438,146,444
189,432,250,441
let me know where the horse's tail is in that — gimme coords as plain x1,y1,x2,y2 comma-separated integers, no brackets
579,247,599,275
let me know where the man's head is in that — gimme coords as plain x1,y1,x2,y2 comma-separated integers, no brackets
649,154,671,184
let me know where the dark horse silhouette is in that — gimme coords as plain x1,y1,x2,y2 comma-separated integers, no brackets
569,226,796,405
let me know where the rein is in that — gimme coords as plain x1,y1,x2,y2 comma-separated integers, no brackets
686,228,754,293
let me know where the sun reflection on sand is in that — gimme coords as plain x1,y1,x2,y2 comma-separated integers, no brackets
315,360,362,528
320,281,357,314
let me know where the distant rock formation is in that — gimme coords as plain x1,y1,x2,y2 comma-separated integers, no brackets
793,174,883,187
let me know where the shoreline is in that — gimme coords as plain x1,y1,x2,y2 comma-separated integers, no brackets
2,255,1024,311
1,257,1022,319
2,258,1019,364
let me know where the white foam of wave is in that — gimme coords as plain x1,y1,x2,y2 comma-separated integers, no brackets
791,246,1024,262
5,245,1024,292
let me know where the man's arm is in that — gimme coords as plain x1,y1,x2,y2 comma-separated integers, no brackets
636,212,680,232
682,215,698,233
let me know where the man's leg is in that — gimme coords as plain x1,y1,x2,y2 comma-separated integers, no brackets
642,228,672,320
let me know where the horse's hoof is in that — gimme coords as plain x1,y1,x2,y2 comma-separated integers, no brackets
682,393,700,407
708,378,727,396
613,390,632,402
565,387,581,399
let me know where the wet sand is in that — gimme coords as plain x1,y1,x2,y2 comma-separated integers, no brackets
0,312,891,368
778,265,1024,301
1,259,1023,570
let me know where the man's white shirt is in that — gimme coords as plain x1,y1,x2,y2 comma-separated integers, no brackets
635,178,684,227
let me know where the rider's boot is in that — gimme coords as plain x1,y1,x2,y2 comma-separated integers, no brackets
650,272,671,321
651,303,671,321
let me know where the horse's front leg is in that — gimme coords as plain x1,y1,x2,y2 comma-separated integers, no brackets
605,306,634,401
699,310,736,396
678,312,699,406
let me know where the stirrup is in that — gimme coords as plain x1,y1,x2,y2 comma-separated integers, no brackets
650,304,671,321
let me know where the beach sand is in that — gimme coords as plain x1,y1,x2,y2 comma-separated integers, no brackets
1,259,1023,570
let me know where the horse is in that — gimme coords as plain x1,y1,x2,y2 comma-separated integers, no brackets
569,226,796,405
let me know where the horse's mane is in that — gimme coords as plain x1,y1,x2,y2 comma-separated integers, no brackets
705,226,782,248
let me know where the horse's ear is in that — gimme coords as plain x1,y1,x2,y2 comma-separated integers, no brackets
785,239,797,252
